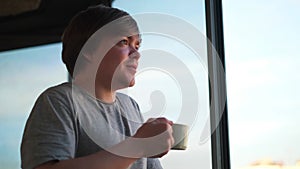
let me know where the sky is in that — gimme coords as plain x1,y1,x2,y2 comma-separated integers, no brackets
0,44,67,169
222,0,300,168
0,0,299,169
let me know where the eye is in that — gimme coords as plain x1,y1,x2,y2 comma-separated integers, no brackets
119,39,129,46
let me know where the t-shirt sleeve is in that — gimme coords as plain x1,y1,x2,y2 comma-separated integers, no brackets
147,158,163,169
21,89,76,169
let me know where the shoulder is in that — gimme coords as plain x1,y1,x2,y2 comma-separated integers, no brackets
43,82,72,96
39,82,72,98
34,82,73,108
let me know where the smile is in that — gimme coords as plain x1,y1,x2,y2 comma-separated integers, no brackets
127,65,138,73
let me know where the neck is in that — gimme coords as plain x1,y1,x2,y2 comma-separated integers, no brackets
95,84,116,103
73,73,117,103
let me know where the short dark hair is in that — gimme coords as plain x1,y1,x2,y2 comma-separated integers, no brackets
61,5,137,77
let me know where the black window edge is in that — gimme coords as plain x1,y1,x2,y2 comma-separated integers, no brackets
205,0,231,169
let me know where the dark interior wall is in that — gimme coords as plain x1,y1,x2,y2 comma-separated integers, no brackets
0,0,114,52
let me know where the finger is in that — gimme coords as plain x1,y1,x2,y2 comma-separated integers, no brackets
154,117,173,125
170,134,175,146
146,118,156,123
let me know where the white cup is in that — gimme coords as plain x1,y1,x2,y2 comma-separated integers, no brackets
171,123,189,150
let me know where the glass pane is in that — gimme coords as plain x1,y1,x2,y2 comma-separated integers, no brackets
0,44,67,168
113,1,211,169
223,1,300,169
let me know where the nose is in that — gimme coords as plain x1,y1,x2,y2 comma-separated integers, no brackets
129,47,141,60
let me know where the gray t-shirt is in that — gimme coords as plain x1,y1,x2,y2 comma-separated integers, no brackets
21,82,163,169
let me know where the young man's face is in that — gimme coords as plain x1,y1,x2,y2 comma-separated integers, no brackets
97,34,141,90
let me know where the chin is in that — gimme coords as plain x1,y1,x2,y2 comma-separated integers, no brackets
113,78,135,90
129,79,135,87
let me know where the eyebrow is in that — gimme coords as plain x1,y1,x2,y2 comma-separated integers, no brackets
128,35,142,44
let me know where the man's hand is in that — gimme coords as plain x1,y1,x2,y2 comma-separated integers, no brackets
133,117,174,158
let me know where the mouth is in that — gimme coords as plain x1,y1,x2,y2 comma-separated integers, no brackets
127,64,138,73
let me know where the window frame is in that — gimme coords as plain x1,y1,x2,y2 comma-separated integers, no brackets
205,0,231,169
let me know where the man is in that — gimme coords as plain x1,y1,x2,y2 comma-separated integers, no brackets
21,5,174,169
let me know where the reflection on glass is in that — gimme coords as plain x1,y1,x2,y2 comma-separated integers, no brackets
0,44,67,168
223,0,300,169
113,1,211,168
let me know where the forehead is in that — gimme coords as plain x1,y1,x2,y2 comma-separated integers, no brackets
128,34,142,42
86,16,140,47
101,24,140,43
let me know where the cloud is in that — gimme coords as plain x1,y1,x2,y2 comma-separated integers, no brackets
230,120,283,146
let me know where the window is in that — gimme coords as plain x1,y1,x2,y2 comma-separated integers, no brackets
0,44,67,168
114,0,212,168
0,1,232,168
223,1,300,169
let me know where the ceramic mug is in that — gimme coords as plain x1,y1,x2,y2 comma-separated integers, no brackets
171,123,189,150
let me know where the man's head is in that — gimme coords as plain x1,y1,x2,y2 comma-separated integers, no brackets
61,5,139,78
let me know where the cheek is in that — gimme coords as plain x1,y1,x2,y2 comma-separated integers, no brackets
107,48,128,64
100,48,128,72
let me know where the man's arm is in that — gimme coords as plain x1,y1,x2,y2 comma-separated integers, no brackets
35,143,137,169
35,117,174,169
